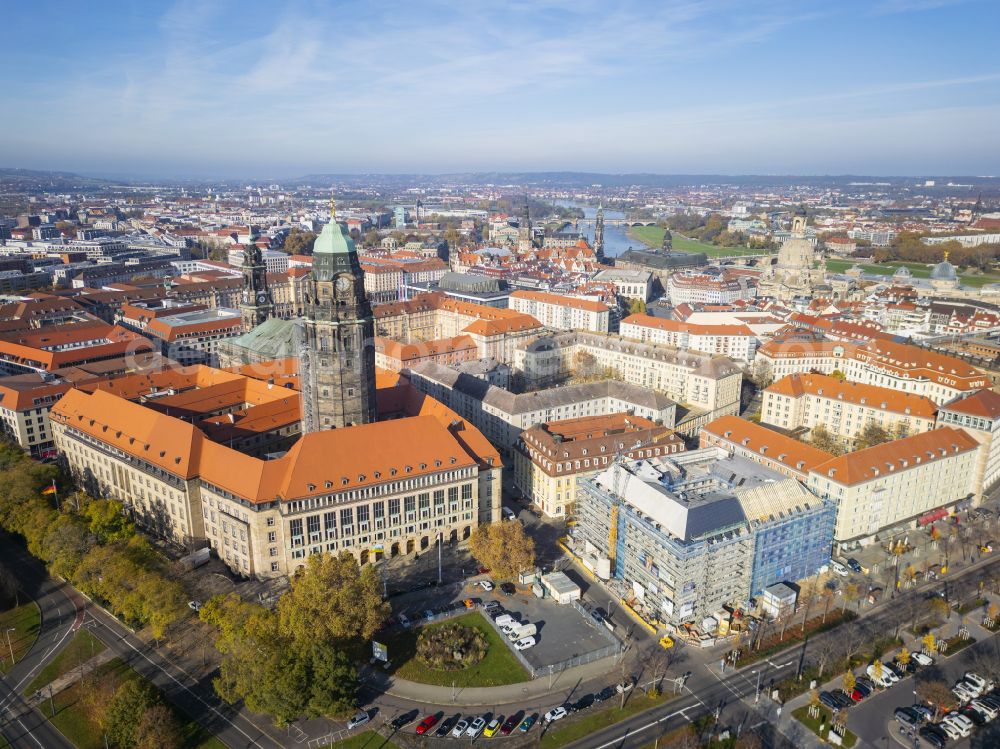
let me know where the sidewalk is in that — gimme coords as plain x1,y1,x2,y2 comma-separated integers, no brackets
365,653,622,708
25,647,116,708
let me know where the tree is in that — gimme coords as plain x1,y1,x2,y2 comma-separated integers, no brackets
283,229,317,255
469,522,536,579
842,582,860,612
362,229,380,247
84,499,135,543
627,298,647,316
134,703,183,749
870,659,884,684
0,561,17,606
922,632,937,654
104,678,157,748
897,647,911,669
855,422,892,450
277,552,389,646
916,678,954,720
810,424,845,456
842,670,856,693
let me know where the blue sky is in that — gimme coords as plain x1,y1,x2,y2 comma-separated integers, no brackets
3,0,999,178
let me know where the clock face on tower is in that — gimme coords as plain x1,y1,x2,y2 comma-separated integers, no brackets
256,292,268,305
336,276,352,293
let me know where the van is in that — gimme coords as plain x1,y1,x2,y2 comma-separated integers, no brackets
495,614,515,628
508,623,537,640
502,507,516,521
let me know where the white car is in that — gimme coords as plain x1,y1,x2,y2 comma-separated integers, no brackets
912,651,934,666
544,707,567,723
451,719,469,737
831,561,849,577
966,671,993,691
938,720,962,740
943,712,973,737
514,636,536,650
347,710,372,730
480,580,494,591
866,664,895,687
398,613,411,629
956,678,983,699
465,717,487,738
495,614,515,628
953,682,978,702
500,622,522,635
188,600,202,612
971,699,998,720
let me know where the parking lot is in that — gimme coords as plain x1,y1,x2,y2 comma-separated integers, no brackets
845,637,1000,748
478,584,620,671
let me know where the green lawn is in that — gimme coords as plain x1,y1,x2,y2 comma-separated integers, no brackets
0,598,41,674
825,258,1000,287
323,731,400,749
792,705,858,748
380,612,529,687
627,225,769,257
49,658,224,749
540,691,674,748
25,628,106,695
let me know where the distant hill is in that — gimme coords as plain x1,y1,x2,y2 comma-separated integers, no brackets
0,167,117,192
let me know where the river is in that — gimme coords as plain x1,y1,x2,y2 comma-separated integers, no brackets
552,201,639,259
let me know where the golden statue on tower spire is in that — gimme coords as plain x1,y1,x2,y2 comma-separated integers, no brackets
329,195,336,219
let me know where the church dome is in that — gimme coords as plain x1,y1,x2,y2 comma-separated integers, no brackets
930,260,957,281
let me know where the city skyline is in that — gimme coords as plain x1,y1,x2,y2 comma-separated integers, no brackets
2,0,999,178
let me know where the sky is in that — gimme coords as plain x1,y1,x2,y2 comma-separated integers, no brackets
2,0,999,178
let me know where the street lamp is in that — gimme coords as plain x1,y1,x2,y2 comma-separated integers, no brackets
5,627,15,665
752,668,762,703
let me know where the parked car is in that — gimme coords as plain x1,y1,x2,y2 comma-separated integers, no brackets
971,699,997,721
435,714,461,738
514,636,536,650
415,713,441,735
519,713,538,732
390,710,419,730
894,707,921,728
500,712,523,736
544,706,567,723
918,724,948,748
966,672,993,692
883,662,904,680
595,686,616,702
188,600,202,612
347,710,372,730
942,712,973,737
959,705,987,726
866,664,894,687
847,557,863,573
500,582,516,596
910,703,934,722
937,720,962,741
398,613,411,629
451,719,469,738
616,679,635,694
483,717,503,737
853,681,872,698
830,689,854,709
831,561,849,577
480,580,494,592
573,694,595,712
477,566,490,574
465,716,487,738
912,651,934,666
819,691,840,710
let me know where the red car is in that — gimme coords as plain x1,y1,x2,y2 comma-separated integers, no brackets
477,566,490,575
415,713,441,735
500,712,523,736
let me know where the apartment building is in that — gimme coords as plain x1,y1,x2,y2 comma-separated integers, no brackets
755,338,990,404
509,290,610,333
407,361,677,461
513,413,684,517
513,331,742,430
620,314,757,362
806,427,981,546
0,375,73,457
50,372,501,578
374,335,478,372
666,271,756,306
762,373,938,442
699,415,834,482
144,308,244,366
0,320,154,375
937,388,1000,498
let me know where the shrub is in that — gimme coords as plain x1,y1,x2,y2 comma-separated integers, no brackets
416,623,488,671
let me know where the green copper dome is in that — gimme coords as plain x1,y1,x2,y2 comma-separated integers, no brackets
313,218,357,255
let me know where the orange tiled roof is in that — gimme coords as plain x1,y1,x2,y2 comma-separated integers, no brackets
766,373,937,418
510,290,608,313
701,415,833,475
622,313,755,337
812,427,980,486
941,388,1000,420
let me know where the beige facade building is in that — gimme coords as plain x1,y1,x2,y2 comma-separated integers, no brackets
50,371,501,579
762,373,938,442
509,290,610,333
620,313,757,362
513,413,684,517
937,388,1000,499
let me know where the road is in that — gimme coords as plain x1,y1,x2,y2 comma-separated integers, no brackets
0,535,287,749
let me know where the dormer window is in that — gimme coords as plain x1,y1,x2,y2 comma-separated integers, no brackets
308,483,315,491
